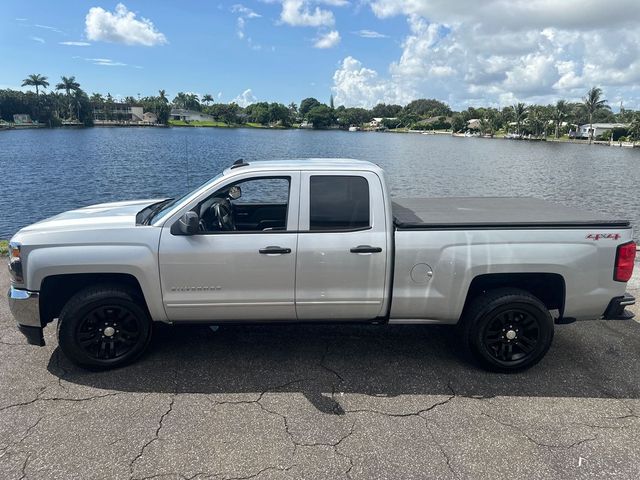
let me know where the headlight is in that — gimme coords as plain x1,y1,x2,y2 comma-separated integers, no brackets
8,242,23,283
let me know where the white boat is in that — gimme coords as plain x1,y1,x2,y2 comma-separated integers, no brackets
348,126,359,132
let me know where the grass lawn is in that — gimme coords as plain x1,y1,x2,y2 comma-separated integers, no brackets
169,120,231,127
0,240,8,256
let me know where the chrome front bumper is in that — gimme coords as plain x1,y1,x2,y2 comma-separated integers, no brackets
7,286,41,327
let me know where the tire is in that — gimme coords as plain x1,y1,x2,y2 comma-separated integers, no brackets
57,285,152,369
460,288,554,373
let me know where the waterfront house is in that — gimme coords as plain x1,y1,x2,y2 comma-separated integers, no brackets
13,113,35,125
170,109,214,122
369,117,398,128
143,112,158,124
577,123,628,139
93,103,144,122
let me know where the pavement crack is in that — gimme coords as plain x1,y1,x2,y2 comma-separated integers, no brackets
343,392,455,418
130,395,176,479
481,412,597,450
424,418,459,479
0,391,119,413
19,452,31,480
222,463,298,480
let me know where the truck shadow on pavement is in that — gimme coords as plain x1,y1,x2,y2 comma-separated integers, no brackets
48,320,640,414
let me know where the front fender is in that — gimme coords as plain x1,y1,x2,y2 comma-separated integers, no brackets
25,245,166,322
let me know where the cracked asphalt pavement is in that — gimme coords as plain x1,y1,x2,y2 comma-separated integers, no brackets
1,268,639,479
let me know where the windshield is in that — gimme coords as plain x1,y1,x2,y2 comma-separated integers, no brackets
149,172,225,224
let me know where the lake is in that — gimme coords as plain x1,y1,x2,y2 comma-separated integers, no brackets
1,127,639,241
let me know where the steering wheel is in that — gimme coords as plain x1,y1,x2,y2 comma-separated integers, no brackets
214,200,236,231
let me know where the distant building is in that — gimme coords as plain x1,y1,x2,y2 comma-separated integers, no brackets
170,109,214,122
369,117,398,128
578,123,628,139
93,103,144,122
467,118,481,130
143,112,158,124
13,114,34,124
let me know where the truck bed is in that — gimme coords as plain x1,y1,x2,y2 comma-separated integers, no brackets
392,197,630,229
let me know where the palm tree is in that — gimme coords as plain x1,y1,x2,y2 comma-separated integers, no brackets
552,100,569,139
629,113,640,146
511,103,528,135
90,93,104,104
202,94,214,106
21,73,49,96
583,86,607,143
158,89,168,103
55,76,81,119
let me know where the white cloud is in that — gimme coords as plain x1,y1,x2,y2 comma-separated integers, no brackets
91,58,127,66
232,4,263,44
314,30,341,48
332,0,640,108
233,88,258,107
34,24,65,34
85,3,167,46
354,29,388,38
332,56,415,107
78,57,127,67
280,0,335,27
231,4,261,18
30,36,45,43
60,41,91,46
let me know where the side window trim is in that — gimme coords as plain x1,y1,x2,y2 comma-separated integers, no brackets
301,173,372,232
167,171,300,234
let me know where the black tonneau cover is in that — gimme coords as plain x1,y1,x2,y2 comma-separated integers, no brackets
392,197,630,229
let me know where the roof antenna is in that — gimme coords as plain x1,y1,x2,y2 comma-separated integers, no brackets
231,158,249,169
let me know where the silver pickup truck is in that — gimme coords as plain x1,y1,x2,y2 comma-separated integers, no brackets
7,159,636,372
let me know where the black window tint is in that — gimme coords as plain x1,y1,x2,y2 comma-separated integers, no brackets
310,176,370,231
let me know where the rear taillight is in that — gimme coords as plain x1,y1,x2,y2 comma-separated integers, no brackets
614,241,636,282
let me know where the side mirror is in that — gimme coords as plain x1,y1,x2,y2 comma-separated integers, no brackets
228,185,241,200
171,211,199,235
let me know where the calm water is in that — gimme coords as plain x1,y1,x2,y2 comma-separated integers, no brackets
1,127,639,241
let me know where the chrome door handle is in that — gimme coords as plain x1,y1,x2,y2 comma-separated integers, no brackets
259,246,291,254
350,245,382,253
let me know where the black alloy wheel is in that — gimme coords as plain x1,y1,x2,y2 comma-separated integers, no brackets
57,285,152,369
460,288,554,372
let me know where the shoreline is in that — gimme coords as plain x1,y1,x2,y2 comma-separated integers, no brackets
2,123,639,148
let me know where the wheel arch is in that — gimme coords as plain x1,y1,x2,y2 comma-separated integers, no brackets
40,273,149,325
461,272,566,322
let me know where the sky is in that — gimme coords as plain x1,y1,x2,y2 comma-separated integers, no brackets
2,0,640,110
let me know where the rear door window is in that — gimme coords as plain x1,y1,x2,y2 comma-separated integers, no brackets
309,175,370,231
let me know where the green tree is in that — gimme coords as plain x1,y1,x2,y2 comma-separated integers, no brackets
55,76,81,119
451,114,466,133
583,86,608,143
306,104,334,128
404,98,451,117
552,100,569,138
511,103,528,135
299,97,321,118
268,103,291,126
21,73,49,97
628,113,640,144
372,103,403,118
202,94,214,106
158,89,168,103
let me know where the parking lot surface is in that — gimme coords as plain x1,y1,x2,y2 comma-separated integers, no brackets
1,269,639,479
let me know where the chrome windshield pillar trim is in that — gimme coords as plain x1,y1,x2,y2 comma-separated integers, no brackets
7,286,41,327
